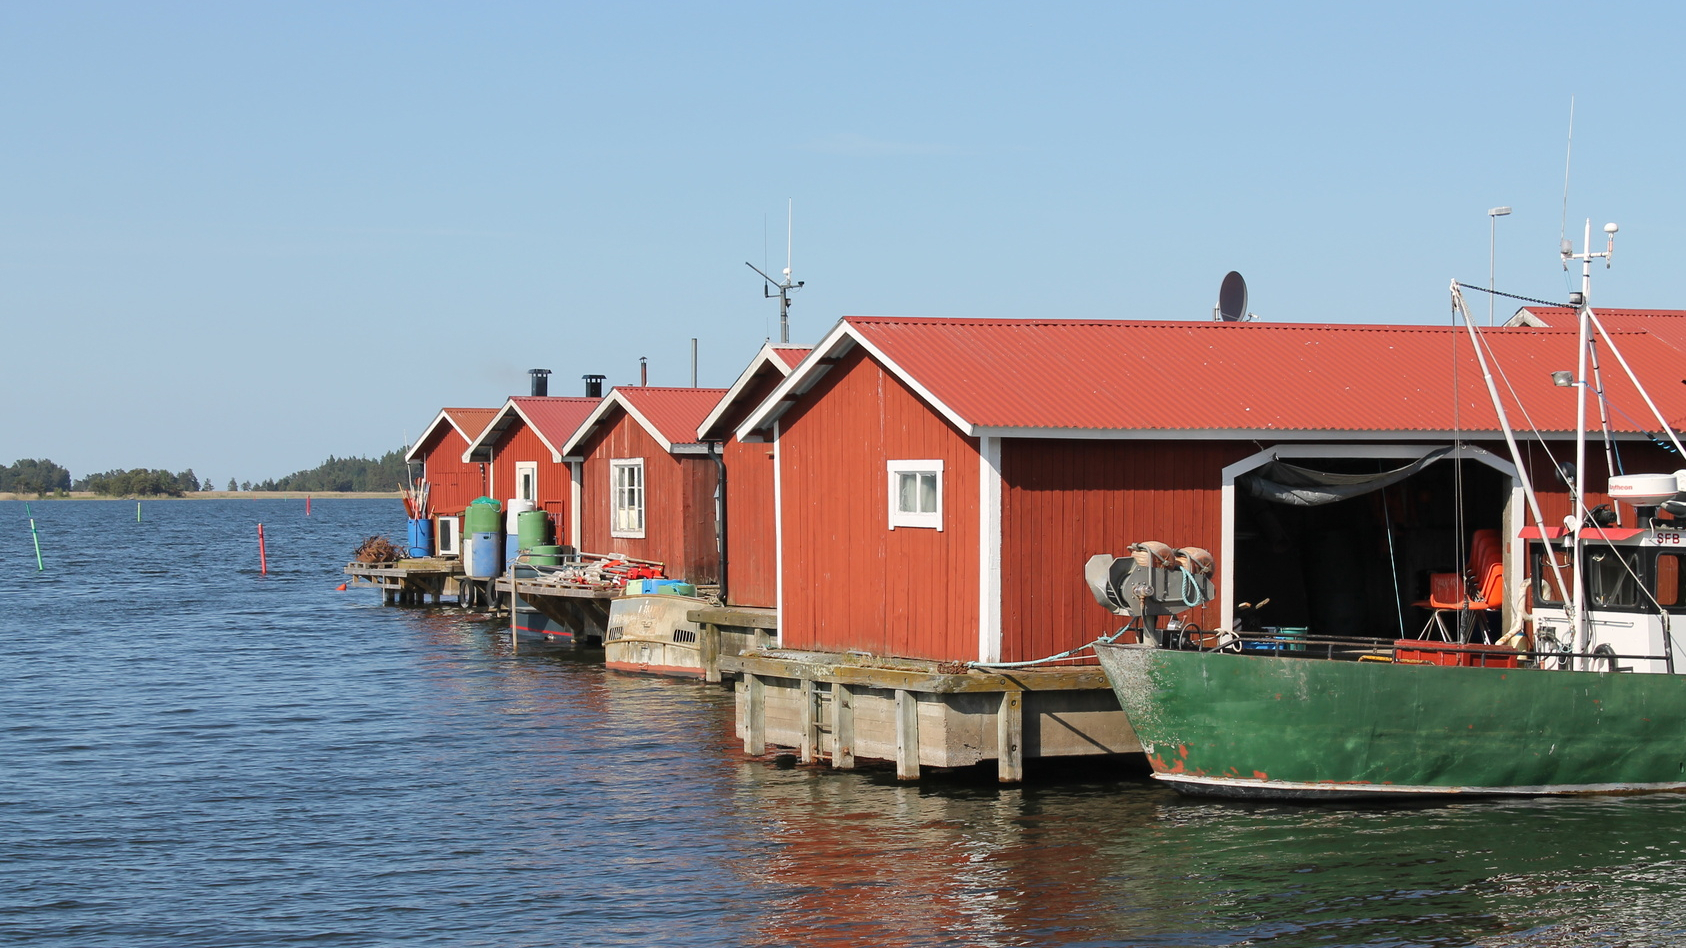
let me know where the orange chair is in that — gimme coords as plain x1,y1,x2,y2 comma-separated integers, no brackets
1419,529,1504,641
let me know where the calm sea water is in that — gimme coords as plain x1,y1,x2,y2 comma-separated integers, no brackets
5,498,1686,947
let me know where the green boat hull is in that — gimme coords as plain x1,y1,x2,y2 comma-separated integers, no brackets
1095,643,1686,799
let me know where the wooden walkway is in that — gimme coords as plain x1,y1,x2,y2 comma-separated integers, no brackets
344,559,463,605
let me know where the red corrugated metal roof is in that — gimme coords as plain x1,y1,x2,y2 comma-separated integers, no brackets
463,397,600,462
405,407,497,462
445,407,498,437
749,316,1686,437
564,386,730,454
769,345,811,369
621,387,729,445
510,396,600,455
1517,306,1686,341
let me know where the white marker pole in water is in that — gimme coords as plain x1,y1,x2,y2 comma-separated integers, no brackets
26,503,42,571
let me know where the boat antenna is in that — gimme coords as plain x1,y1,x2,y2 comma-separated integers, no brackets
1559,96,1575,256
745,198,805,344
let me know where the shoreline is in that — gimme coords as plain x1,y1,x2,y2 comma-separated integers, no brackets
0,491,400,501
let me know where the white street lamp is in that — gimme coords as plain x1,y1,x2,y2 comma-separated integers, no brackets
1488,206,1512,326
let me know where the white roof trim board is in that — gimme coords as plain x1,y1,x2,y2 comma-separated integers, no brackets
736,317,981,441
406,408,490,463
562,389,676,456
460,399,571,464
696,343,801,442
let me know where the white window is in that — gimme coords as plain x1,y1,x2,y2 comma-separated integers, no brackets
436,516,460,556
611,459,645,538
515,461,538,503
887,459,943,531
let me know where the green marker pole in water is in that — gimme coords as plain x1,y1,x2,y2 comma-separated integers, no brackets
26,503,42,571
137,501,142,522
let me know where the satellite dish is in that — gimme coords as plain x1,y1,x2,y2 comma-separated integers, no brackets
1218,271,1248,322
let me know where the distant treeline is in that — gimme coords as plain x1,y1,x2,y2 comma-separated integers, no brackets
251,449,409,493
3,449,409,497
77,468,202,497
0,459,72,495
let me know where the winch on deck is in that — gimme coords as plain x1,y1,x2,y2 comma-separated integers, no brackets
1084,541,1215,618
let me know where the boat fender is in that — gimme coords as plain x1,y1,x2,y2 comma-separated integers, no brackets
1175,547,1214,576
1128,541,1176,569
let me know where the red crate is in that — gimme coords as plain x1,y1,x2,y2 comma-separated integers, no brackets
1393,639,1519,668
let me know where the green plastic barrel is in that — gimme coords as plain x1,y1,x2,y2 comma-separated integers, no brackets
516,510,552,551
529,544,567,566
464,503,502,535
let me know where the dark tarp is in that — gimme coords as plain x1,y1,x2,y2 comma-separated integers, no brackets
1238,448,1453,507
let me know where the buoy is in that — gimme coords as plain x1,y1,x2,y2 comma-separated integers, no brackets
335,582,348,591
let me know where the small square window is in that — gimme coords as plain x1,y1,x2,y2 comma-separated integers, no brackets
611,459,645,538
887,459,943,530
515,461,538,503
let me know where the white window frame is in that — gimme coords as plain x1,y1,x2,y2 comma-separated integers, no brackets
610,458,646,538
887,459,943,531
436,516,460,556
515,461,538,504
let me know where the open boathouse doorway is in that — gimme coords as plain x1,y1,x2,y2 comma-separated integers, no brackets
1219,444,1522,641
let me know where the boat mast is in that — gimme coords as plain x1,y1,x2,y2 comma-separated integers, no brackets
1450,282,1576,635
1563,218,1618,662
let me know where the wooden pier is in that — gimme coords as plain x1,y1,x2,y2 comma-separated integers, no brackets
344,559,464,606
495,570,618,644
721,649,1139,783
687,606,779,682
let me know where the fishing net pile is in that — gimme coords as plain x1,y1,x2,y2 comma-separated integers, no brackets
352,535,403,563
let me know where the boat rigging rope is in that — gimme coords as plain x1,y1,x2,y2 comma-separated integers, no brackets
1455,284,1573,310
967,621,1139,670
1178,566,1209,608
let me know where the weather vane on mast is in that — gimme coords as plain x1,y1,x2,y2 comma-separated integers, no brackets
746,199,805,344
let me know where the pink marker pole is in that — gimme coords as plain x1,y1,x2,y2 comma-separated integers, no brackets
258,523,268,574
305,495,312,516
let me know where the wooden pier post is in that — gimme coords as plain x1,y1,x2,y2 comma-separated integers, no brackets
894,689,920,780
997,690,1024,783
699,623,722,683
744,673,766,756
832,683,855,770
798,678,817,763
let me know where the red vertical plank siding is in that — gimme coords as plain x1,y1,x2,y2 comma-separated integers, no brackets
579,410,720,583
779,349,979,661
724,436,777,607
417,427,487,516
715,370,788,609
999,440,1249,664
485,420,571,542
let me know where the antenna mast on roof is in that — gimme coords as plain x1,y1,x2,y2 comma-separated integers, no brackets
746,199,805,343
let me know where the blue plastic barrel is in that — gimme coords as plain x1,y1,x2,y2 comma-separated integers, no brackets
407,518,433,558
465,532,504,579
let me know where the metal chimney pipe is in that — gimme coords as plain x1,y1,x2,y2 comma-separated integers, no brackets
582,374,605,398
691,339,698,388
528,368,551,397
639,356,648,387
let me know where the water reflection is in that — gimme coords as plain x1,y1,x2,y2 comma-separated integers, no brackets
9,500,1686,947
724,752,1686,946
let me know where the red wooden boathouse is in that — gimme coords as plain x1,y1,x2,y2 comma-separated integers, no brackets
737,316,1686,666
461,396,600,547
695,343,810,608
405,407,497,517
563,386,730,584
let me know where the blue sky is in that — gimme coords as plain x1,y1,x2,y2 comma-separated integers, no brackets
4,2,1685,483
